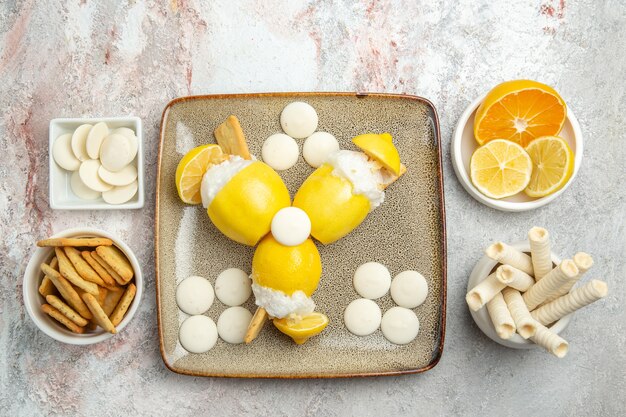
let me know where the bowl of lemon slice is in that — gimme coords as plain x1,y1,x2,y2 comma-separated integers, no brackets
452,80,583,212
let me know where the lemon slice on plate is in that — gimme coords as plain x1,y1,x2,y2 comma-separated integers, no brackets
273,312,329,345
352,132,401,175
470,139,532,199
175,144,225,204
524,136,574,198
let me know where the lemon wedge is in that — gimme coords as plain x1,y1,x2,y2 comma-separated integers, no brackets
352,133,401,175
273,312,329,345
175,144,225,204
524,136,574,197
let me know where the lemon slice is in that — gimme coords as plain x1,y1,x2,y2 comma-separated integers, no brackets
470,139,532,199
175,144,225,204
524,136,574,198
352,133,401,175
273,312,329,345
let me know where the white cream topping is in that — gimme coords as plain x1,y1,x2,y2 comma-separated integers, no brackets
326,150,385,210
200,156,253,208
251,282,315,319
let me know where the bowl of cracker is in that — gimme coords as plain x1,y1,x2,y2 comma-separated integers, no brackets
23,227,143,344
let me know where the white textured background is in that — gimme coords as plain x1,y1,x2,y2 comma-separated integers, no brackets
1,1,625,416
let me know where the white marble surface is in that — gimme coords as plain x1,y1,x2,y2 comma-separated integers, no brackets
1,1,625,415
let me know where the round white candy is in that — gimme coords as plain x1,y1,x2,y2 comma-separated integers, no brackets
215,268,252,306
179,315,218,353
79,160,113,192
353,262,391,299
176,275,214,315
390,270,428,308
100,133,132,172
270,207,311,247
280,102,318,139
261,133,299,171
98,164,137,186
86,121,108,159
70,170,100,200
112,127,139,162
102,181,138,205
381,307,420,345
217,306,253,344
344,298,381,336
53,133,80,171
71,124,92,161
302,132,339,168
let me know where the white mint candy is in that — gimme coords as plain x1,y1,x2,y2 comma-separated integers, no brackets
86,121,108,159
344,298,381,336
303,132,339,168
391,270,428,308
217,306,253,344
262,133,299,171
381,307,420,345
280,102,318,139
176,275,214,315
271,207,311,246
353,262,391,299
53,133,80,171
79,160,113,192
102,181,138,205
215,268,252,307
98,164,137,186
70,171,100,200
100,133,132,172
71,124,92,161
179,315,218,353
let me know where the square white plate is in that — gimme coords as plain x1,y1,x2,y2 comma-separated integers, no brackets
49,117,144,210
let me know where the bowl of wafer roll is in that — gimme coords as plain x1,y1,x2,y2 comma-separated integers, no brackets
23,227,142,344
466,227,608,357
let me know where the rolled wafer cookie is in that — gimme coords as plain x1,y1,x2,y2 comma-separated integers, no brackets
531,280,608,325
486,292,516,339
502,288,537,339
528,227,552,281
495,265,535,291
530,323,569,358
546,252,594,303
485,242,534,276
522,260,579,311
466,272,506,311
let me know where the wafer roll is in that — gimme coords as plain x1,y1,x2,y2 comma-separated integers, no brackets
502,287,537,339
486,292,516,339
530,323,569,358
523,260,579,310
546,252,594,303
531,280,608,325
496,265,535,291
466,272,506,311
485,242,534,276
528,227,552,281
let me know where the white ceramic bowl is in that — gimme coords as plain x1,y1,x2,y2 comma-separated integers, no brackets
452,93,583,212
23,227,143,344
467,241,572,349
49,117,144,210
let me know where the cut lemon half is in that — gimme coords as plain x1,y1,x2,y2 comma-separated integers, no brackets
470,139,532,199
474,80,567,147
175,144,225,204
352,132,401,175
524,136,574,198
273,312,329,345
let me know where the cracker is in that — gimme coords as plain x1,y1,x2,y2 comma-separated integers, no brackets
45,295,88,327
214,115,252,159
37,237,113,247
97,286,108,307
81,293,116,334
42,304,85,334
91,251,126,285
41,263,92,320
81,250,116,287
110,283,136,326
244,307,268,344
55,247,99,296
95,246,133,283
102,288,125,317
38,257,59,298
64,247,105,286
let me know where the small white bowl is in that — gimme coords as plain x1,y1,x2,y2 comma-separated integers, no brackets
467,241,572,349
49,117,144,210
23,227,143,345
452,93,583,212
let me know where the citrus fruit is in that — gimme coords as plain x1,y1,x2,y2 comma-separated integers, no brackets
524,136,574,198
208,161,291,246
175,144,225,204
352,133,401,175
251,234,322,296
470,139,532,199
474,80,567,147
293,164,370,244
273,312,329,345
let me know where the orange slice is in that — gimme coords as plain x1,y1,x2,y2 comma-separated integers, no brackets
474,80,567,147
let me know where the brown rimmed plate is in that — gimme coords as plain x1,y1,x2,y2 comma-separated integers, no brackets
156,92,446,378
